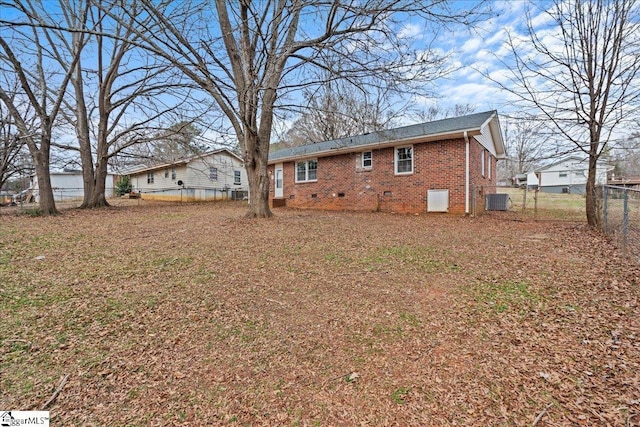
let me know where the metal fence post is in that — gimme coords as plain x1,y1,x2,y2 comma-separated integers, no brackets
602,186,608,234
471,185,476,216
622,190,629,258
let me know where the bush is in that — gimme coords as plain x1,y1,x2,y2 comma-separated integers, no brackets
115,176,133,196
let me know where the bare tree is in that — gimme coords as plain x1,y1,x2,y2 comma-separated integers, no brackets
610,132,640,178
62,1,193,207
0,1,86,215
2,1,198,208
279,78,406,147
501,116,555,180
417,103,477,122
84,2,192,207
92,0,481,218
151,122,207,162
494,0,640,227
0,77,34,191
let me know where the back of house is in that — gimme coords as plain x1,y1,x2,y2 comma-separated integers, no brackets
268,110,506,214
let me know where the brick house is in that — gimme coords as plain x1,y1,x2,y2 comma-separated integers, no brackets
267,110,506,214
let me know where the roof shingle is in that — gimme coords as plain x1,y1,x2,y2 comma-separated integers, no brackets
269,110,497,162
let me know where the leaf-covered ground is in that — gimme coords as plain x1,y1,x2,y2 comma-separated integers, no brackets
1,202,638,426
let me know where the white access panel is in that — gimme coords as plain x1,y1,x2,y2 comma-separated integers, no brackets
427,189,449,212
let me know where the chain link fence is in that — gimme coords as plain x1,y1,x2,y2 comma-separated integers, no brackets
1,186,250,213
601,185,640,262
472,185,587,222
472,184,639,263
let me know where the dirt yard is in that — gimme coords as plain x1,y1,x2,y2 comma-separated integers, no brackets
1,201,638,426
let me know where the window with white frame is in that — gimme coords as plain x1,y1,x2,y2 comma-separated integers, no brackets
362,151,372,169
164,169,169,178
481,149,486,177
488,154,492,180
209,167,218,181
147,171,154,184
171,168,176,180
296,159,318,182
395,146,413,174
234,170,241,185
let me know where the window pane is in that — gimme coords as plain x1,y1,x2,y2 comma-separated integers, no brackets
297,162,307,181
396,147,412,173
209,167,218,181
307,160,317,180
398,160,411,173
363,151,372,168
234,170,241,184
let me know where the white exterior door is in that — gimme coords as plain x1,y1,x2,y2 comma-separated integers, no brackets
274,164,283,198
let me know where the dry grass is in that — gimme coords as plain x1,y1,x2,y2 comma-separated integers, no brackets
1,201,638,426
497,188,587,222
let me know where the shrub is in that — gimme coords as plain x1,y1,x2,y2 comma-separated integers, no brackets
115,176,133,196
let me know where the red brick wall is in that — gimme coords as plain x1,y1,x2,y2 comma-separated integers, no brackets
468,137,497,213
268,137,496,214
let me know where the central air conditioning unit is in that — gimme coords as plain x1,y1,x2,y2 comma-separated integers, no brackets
485,193,509,211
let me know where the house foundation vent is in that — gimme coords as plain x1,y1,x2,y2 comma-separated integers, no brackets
485,193,509,211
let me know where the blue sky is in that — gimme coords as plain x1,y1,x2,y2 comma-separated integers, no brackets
412,0,535,116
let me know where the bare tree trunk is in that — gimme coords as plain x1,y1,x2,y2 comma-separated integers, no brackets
244,132,272,218
78,148,95,208
90,153,110,207
32,144,58,215
73,42,95,209
75,80,95,208
585,150,599,228
88,94,111,208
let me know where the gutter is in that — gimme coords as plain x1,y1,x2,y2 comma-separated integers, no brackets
464,131,470,215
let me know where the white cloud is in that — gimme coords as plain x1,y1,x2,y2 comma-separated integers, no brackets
529,7,554,29
488,68,512,85
398,22,422,40
484,28,508,48
460,37,482,53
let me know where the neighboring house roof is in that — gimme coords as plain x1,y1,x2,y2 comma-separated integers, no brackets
31,171,117,177
111,164,149,175
268,110,505,164
123,148,242,175
535,155,614,173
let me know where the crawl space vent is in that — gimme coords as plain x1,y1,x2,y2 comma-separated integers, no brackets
427,189,449,212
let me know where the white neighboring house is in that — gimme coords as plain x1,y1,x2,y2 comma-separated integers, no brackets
514,172,539,189
31,171,117,202
535,156,613,194
125,149,249,202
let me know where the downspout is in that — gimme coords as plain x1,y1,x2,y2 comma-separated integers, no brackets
464,131,470,215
